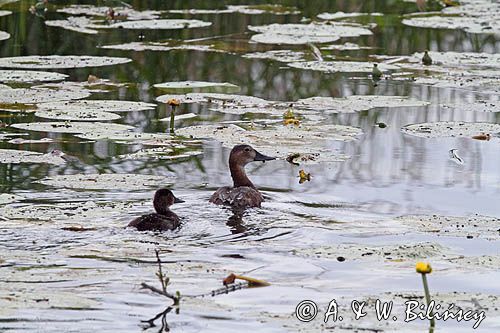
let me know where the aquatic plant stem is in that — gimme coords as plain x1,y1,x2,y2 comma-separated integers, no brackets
169,106,176,134
421,274,435,329
140,249,180,306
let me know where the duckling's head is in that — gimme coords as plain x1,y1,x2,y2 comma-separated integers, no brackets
373,63,378,67
153,188,184,214
229,144,275,167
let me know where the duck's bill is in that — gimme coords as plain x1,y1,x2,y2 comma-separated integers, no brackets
174,197,185,204
254,150,276,162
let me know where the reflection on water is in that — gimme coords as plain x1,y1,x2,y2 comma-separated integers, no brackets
0,0,499,332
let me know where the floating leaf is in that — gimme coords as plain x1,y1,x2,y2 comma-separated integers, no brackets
441,100,500,113
7,137,54,144
402,121,500,138
168,4,299,15
11,121,133,134
177,123,361,164
0,70,68,83
291,95,429,113
37,100,156,113
288,61,399,73
321,42,372,51
0,149,66,165
76,131,170,142
154,81,240,93
37,173,174,190
99,19,212,30
242,50,306,63
100,41,222,53
0,31,10,41
0,10,11,17
0,55,132,69
0,88,90,106
57,5,162,20
118,147,202,160
317,12,382,20
156,92,271,107
45,16,99,34
34,109,121,121
0,193,23,205
248,22,372,45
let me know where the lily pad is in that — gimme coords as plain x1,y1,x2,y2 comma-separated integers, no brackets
75,131,170,142
441,100,500,113
0,70,68,83
321,42,372,51
100,41,222,53
0,10,11,17
154,81,240,93
45,16,99,35
177,123,361,163
406,51,500,69
100,19,212,30
57,5,162,20
36,100,156,113
288,61,399,73
11,121,133,134
168,4,299,15
156,93,271,107
0,193,23,205
402,121,500,138
7,137,54,144
0,149,66,165
0,31,10,41
118,147,202,160
317,12,382,20
397,214,500,240
34,109,121,121
242,50,306,63
0,88,90,105
0,55,132,69
36,173,174,190
248,22,372,45
292,95,430,113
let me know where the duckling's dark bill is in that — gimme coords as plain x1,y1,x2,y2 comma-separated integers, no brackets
254,150,275,162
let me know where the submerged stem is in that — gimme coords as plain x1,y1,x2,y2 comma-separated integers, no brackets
169,106,176,134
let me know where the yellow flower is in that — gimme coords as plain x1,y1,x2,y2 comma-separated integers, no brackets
167,98,180,107
283,118,300,126
283,109,295,120
416,262,432,274
298,169,311,184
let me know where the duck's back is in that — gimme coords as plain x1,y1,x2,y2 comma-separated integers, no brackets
128,212,180,232
210,186,263,209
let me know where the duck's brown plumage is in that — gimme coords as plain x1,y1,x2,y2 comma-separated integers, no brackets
210,145,275,209
128,188,184,232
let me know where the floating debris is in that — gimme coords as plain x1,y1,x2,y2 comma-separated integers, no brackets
308,43,323,62
471,133,491,141
449,149,464,165
37,173,174,190
0,55,132,69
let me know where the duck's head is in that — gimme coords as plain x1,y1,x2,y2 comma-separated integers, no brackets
229,144,275,167
373,63,378,67
153,188,184,214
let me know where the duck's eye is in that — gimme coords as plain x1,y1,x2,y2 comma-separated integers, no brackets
244,148,250,152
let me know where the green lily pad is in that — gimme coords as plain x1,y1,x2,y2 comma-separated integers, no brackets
0,193,23,205
11,121,133,134
45,16,99,35
100,41,222,53
0,149,66,165
248,22,372,45
402,121,500,138
0,55,132,69
0,10,10,17
118,147,203,160
242,50,306,63
37,100,156,113
441,100,500,113
154,81,240,93
317,12,382,20
37,173,174,190
0,70,68,83
75,131,170,142
156,92,271,107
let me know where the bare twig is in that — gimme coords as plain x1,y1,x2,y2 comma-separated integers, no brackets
141,249,180,306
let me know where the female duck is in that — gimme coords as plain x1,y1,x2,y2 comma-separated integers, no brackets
128,189,184,232
210,144,275,209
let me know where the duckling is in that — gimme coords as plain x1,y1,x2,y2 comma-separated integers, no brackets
128,189,184,232
372,63,383,80
422,50,432,65
210,145,275,209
